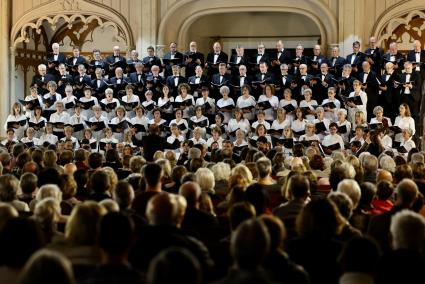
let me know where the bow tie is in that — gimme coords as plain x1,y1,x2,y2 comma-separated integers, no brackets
405,73,412,75
215,53,220,55
282,75,287,77
416,52,421,54
258,54,263,56
240,75,245,78
364,72,369,74
195,76,200,78
174,76,179,78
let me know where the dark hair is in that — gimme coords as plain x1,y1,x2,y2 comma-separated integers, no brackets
229,202,256,231
376,180,394,200
38,168,61,187
89,170,111,194
20,173,38,195
0,217,44,267
339,236,380,273
245,183,268,215
143,163,163,187
98,212,134,256
88,152,103,169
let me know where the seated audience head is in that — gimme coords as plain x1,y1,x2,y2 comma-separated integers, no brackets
328,192,354,220
390,210,425,253
112,181,134,210
337,179,361,209
395,179,418,208
98,212,134,258
195,168,215,194
339,237,380,274
146,192,186,227
230,218,270,270
179,182,201,209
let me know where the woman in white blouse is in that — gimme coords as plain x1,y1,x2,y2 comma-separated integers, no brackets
322,87,340,122
23,86,43,118
370,106,392,127
109,106,128,142
121,85,140,119
271,108,291,131
291,108,307,138
100,88,120,121
216,86,235,123
393,103,415,143
236,85,256,121
279,88,298,122
336,108,352,143
142,90,157,120
346,80,367,123
61,85,77,117
169,109,189,138
39,123,58,146
195,86,216,117
227,108,251,140
4,102,28,140
175,83,195,119
78,86,98,119
158,85,174,121
299,88,318,122
299,122,320,142
257,84,279,122
28,106,47,138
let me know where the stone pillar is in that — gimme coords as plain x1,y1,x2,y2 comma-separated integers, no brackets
0,0,10,136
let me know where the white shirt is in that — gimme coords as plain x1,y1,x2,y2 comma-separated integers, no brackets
271,119,291,130
216,97,235,123
394,116,415,142
257,95,279,121
252,120,271,130
322,133,345,150
213,53,219,64
227,118,251,134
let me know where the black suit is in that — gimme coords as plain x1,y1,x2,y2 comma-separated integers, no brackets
379,72,398,121
365,47,384,74
231,75,253,97
206,51,228,77
275,74,294,97
88,59,107,79
228,54,249,75
211,72,232,99
187,75,209,93
129,72,146,84
105,55,127,77
310,73,334,104
163,52,184,78
291,55,310,75
46,53,67,76
56,74,74,95
91,78,110,98
293,74,313,101
328,56,346,77
184,51,205,77
166,75,187,96
396,72,421,119
382,52,405,74
309,54,329,75
73,74,92,98
346,52,366,77
359,70,379,120
142,56,162,72
66,56,86,67
31,74,56,95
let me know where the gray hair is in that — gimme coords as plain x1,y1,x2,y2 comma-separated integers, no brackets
390,209,425,253
220,86,230,95
373,106,384,115
211,162,231,181
36,184,62,203
337,179,361,209
380,155,396,173
195,168,215,194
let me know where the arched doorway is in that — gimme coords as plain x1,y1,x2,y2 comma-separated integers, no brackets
157,0,337,53
9,0,134,102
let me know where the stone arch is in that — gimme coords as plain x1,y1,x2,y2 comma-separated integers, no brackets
371,0,424,47
10,0,134,49
158,0,337,49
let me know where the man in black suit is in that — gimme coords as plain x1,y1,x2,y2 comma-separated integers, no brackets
126,49,143,74
382,42,405,74
66,46,87,77
407,40,425,83
309,44,329,75
109,67,130,96
251,43,270,73
395,61,421,120
364,37,384,75
229,45,249,76
142,46,162,74
346,41,366,78
231,64,253,98
91,67,110,98
291,44,310,76
275,64,294,97
310,63,334,104
166,65,187,97
380,62,399,121
253,62,275,98
56,63,74,96
272,40,292,75
31,63,56,95
292,63,312,101
359,61,379,120
187,65,209,96
328,46,346,77
127,62,146,96
163,42,184,78
46,42,67,77
184,41,205,78
205,42,228,77
88,49,107,79
105,46,127,78
73,64,93,98
210,63,232,99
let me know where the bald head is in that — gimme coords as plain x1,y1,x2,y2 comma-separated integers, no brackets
178,182,201,209
377,169,393,183
63,163,77,175
396,179,418,208
146,192,187,227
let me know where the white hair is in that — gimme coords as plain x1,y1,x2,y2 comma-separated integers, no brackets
411,153,424,164
211,162,231,181
362,154,378,172
195,168,215,194
99,199,120,213
379,155,396,173
34,197,61,227
36,184,62,204
390,209,425,253
337,108,347,116
337,179,361,208
231,164,253,184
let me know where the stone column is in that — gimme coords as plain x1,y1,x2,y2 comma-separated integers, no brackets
0,0,10,136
